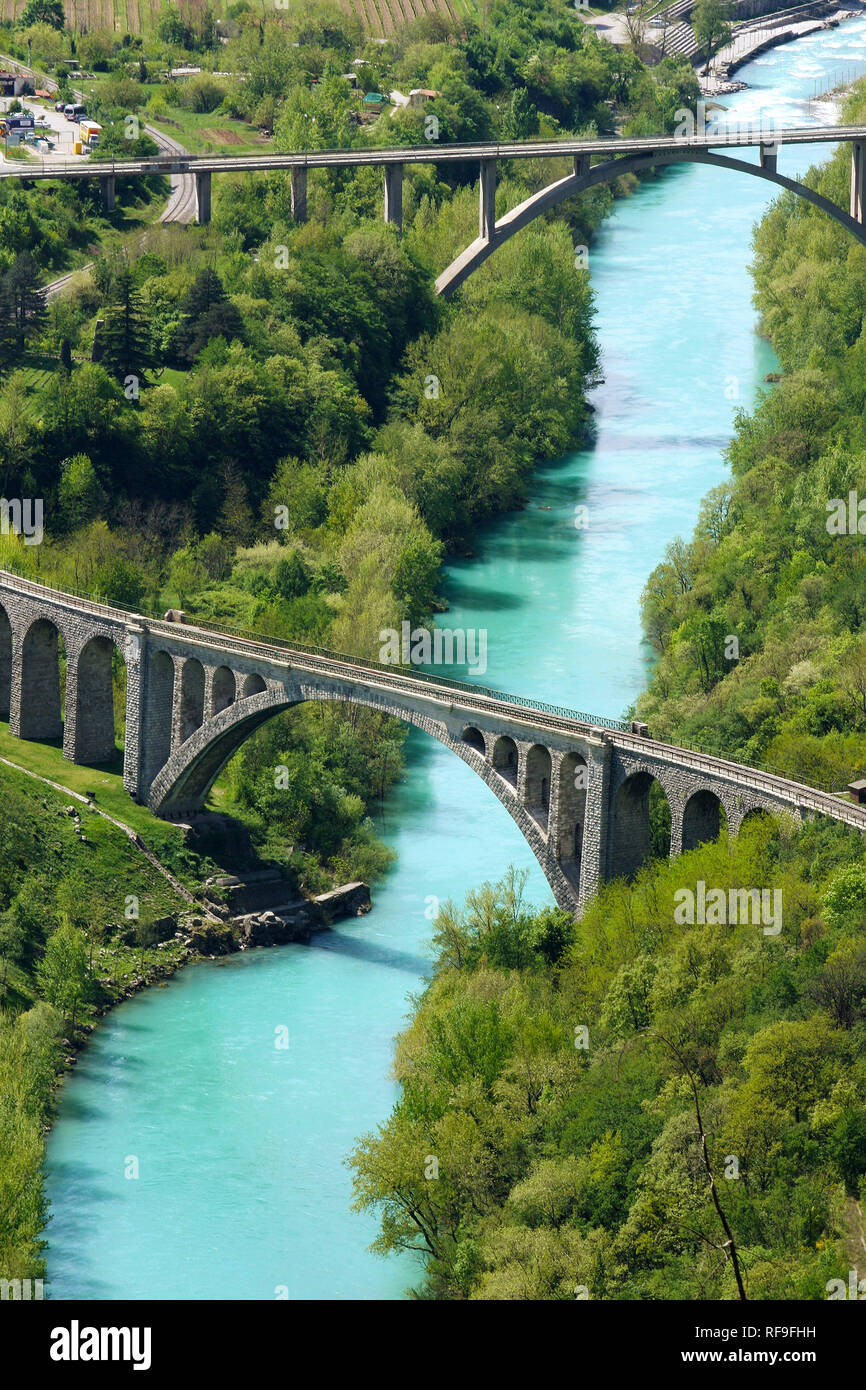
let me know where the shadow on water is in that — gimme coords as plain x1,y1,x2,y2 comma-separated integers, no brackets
439,578,524,612
312,929,432,979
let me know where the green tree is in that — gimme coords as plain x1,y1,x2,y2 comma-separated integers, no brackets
19,0,64,28
168,545,208,606
273,549,311,601
93,557,147,609
501,88,538,141
157,2,189,46
99,272,153,384
1,253,47,351
35,919,91,1031
57,453,107,531
691,0,733,75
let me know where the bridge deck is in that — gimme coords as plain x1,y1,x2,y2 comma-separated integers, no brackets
2,127,865,181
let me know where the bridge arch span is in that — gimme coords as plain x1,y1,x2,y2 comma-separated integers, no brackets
13,615,66,743
461,724,486,755
146,684,579,908
609,767,677,882
436,148,866,297
682,787,727,853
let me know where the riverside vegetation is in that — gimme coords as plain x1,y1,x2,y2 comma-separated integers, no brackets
347,81,866,1298
0,0,701,1286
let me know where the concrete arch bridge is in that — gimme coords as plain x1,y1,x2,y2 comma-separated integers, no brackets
4,126,866,297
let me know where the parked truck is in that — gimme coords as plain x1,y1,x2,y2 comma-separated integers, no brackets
78,120,101,149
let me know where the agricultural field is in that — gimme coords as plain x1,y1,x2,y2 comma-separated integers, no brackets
147,107,273,153
0,0,478,38
334,0,472,39
0,0,216,35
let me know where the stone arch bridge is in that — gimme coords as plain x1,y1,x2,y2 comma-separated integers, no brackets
1,572,864,913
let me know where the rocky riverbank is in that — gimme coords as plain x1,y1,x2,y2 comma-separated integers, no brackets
57,876,372,1074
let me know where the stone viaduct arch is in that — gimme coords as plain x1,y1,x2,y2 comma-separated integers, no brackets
1,571,865,915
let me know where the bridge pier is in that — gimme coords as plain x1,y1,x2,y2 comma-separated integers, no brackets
479,158,496,241
99,174,115,213
759,144,777,174
291,165,307,223
384,163,403,230
851,142,865,223
195,171,212,225
573,153,590,179
578,739,610,909
122,630,145,799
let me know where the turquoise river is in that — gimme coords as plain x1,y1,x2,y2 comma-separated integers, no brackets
44,20,866,1299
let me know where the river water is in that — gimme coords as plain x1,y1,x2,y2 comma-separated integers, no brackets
43,20,866,1300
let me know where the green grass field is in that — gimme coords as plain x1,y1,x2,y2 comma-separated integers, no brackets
148,106,273,155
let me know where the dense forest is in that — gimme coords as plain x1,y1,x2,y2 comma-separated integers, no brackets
349,81,866,1299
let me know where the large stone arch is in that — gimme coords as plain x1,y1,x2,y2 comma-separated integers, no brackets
682,787,726,853
608,768,673,882
210,665,236,718
491,733,519,786
436,148,866,297
142,648,175,788
13,616,65,741
524,743,553,831
177,657,205,744
146,686,579,910
67,632,124,764
461,724,486,755
240,672,267,698
557,750,588,884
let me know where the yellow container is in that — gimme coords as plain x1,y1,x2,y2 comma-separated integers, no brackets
73,140,82,154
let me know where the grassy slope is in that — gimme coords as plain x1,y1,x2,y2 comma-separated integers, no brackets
0,721,207,886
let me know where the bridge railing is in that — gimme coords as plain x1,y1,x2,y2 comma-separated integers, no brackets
669,738,857,795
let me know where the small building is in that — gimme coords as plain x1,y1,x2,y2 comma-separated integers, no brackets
848,779,866,805
341,72,358,88
408,88,442,107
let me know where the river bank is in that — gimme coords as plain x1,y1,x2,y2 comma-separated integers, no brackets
709,4,866,84
41,18,866,1300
